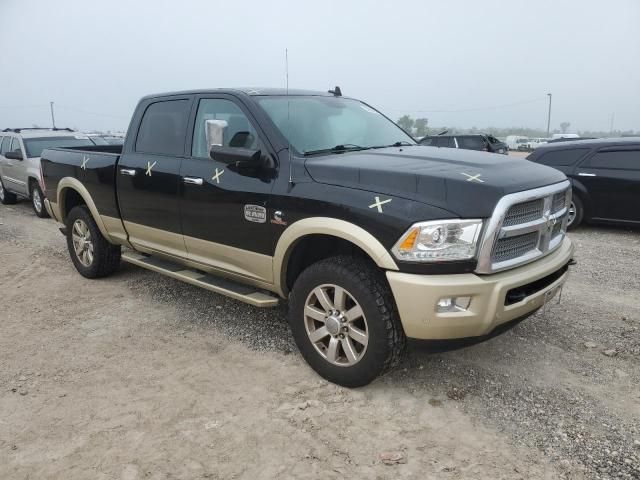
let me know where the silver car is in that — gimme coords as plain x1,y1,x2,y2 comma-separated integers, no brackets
0,128,94,217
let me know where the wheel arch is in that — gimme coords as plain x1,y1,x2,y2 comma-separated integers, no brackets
56,177,113,242
273,217,398,297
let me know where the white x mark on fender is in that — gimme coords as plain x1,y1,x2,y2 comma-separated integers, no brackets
145,161,157,176
369,196,392,213
80,156,89,170
212,168,224,184
461,172,484,183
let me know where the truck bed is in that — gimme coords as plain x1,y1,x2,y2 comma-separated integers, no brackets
41,145,122,220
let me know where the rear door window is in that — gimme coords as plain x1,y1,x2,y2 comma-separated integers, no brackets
582,149,640,170
457,136,485,150
135,99,191,156
536,148,589,166
1,136,12,154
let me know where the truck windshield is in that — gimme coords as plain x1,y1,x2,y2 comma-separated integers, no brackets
24,137,95,158
255,96,415,155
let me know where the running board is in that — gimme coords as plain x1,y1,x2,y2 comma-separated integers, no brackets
121,251,279,308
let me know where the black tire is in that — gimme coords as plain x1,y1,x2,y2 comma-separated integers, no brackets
0,178,17,205
66,205,121,278
30,181,50,218
288,255,406,387
567,194,584,230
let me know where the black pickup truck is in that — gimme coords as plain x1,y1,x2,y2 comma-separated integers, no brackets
41,88,574,387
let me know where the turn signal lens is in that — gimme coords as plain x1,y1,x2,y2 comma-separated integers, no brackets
399,228,419,251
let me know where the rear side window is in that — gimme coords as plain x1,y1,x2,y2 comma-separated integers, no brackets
457,136,485,150
135,99,190,156
535,148,589,166
582,149,640,170
0,137,9,154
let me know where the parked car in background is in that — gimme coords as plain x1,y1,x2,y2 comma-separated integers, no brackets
527,137,640,228
87,135,110,146
526,138,550,151
506,135,529,151
552,133,580,140
0,128,94,216
419,134,508,154
102,136,125,146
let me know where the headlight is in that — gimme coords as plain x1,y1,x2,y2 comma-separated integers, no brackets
392,219,483,262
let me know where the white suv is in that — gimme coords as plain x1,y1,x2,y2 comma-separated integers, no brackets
0,128,94,217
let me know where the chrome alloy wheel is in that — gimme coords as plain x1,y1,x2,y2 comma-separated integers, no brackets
567,201,576,227
304,284,369,367
32,188,42,213
72,219,94,267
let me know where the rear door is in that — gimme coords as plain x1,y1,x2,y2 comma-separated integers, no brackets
178,95,277,283
117,96,193,257
576,146,640,222
3,137,28,195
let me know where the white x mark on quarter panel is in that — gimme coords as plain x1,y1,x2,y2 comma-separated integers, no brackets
368,196,392,213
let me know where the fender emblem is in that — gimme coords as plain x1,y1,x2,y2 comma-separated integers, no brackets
244,205,266,223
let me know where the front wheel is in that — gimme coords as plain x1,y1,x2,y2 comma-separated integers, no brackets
66,205,121,278
288,256,406,387
30,182,50,218
567,195,584,230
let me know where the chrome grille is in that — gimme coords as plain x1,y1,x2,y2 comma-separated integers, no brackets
551,192,566,213
503,199,544,226
493,232,539,263
476,181,571,273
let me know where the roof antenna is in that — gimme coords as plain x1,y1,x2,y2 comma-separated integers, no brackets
286,48,293,185
328,86,342,96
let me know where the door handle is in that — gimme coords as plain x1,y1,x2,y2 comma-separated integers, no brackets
120,168,137,176
577,172,596,177
182,176,204,185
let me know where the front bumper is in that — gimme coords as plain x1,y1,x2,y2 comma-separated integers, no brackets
387,237,574,339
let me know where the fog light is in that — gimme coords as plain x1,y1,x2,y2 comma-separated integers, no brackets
437,296,471,313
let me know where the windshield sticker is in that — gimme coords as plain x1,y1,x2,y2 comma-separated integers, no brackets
244,205,266,223
369,196,392,213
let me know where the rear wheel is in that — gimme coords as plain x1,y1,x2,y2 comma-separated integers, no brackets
30,182,49,218
288,255,406,387
0,179,17,205
567,195,584,229
66,205,121,278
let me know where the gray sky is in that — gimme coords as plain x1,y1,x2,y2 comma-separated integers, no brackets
1,0,638,133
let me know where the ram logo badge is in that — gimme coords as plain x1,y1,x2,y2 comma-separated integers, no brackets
244,205,266,223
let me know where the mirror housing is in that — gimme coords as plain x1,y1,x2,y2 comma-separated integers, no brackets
205,119,228,152
5,151,24,160
210,145,261,166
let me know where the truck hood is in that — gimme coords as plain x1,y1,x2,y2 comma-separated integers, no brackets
304,145,567,218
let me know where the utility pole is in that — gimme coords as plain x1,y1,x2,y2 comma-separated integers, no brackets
609,112,615,135
546,93,552,137
50,101,56,129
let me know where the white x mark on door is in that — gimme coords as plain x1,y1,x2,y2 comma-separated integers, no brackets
145,161,157,176
461,172,484,183
80,156,89,170
369,196,392,213
212,168,224,184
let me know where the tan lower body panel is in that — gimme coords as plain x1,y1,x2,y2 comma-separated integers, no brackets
121,251,278,307
387,238,574,340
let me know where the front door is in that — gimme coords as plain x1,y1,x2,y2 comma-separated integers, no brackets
117,97,193,257
3,137,28,195
576,146,640,222
179,96,277,283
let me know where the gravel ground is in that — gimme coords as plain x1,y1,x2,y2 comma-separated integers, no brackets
0,200,638,479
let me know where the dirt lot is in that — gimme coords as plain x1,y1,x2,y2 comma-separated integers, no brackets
1,201,638,480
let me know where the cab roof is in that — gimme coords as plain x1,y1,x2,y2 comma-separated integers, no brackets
141,87,340,101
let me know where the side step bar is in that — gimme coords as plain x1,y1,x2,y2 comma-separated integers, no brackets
121,251,279,308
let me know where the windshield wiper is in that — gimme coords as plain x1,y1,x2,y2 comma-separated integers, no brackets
372,141,415,149
303,144,370,156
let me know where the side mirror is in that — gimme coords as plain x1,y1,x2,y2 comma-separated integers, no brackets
210,145,262,166
5,151,24,160
205,119,228,151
